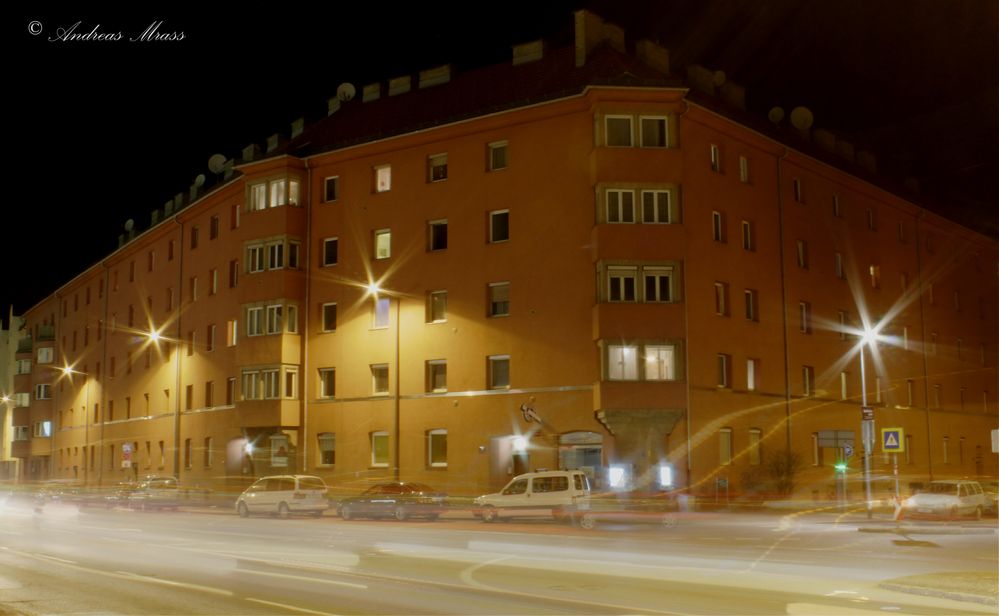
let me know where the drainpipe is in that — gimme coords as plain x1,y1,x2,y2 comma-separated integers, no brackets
173,218,184,480
776,148,792,451
97,263,110,486
302,160,312,473
913,210,933,480
677,98,695,492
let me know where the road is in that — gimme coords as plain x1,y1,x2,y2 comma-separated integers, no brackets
0,497,995,615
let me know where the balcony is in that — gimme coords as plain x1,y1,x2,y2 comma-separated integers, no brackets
37,325,55,341
16,338,32,353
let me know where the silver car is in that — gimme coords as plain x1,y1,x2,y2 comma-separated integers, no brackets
236,475,328,518
902,479,988,520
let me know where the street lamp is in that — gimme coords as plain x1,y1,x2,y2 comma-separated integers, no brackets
858,325,880,519
366,282,401,481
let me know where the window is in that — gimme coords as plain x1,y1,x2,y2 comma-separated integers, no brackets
710,144,721,172
489,210,510,242
867,208,876,230
427,291,447,323
643,268,672,302
284,367,298,399
269,179,287,207
209,215,220,240
606,190,635,224
644,345,676,381
205,381,215,408
229,259,239,288
641,190,671,223
318,433,336,465
374,298,390,329
250,183,267,210
792,178,802,203
206,324,215,352
322,238,338,266
717,354,731,388
33,421,52,438
609,267,637,302
371,432,389,467
741,220,754,251
802,365,815,396
209,269,218,295
798,301,812,334
266,241,284,269
840,372,849,400
608,345,639,381
719,428,732,465
932,384,941,408
796,240,809,269
247,245,264,273
263,369,280,399
321,303,337,332
639,116,667,147
187,331,196,356
426,360,447,393
712,211,725,242
265,305,283,334
832,195,842,218
428,153,448,182
876,377,883,404
147,251,155,272
204,436,213,468
428,429,448,467
834,252,845,279
185,384,194,410
371,364,389,395
942,436,949,464
35,383,51,400
15,359,30,375
246,307,263,336
714,282,729,316
488,355,511,389
38,347,53,364
749,429,761,465
184,439,192,469
837,310,848,340
374,229,391,259
739,156,749,183
605,115,633,146
869,265,881,289
227,320,238,347
428,220,448,251
129,261,136,282
744,289,758,321
318,368,335,399
905,379,914,407
488,282,510,317
747,358,759,391
323,176,339,202
375,165,391,192
190,226,199,250
230,204,240,229
488,141,508,171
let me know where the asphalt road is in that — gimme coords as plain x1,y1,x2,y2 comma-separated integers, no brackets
0,497,995,615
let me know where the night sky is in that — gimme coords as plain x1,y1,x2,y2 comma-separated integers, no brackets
7,0,996,328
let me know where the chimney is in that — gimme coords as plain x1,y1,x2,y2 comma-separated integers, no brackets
242,143,261,163
174,193,185,211
362,83,380,102
635,40,669,74
512,40,544,65
189,184,201,202
574,9,624,67
388,75,411,96
418,65,450,88
291,117,305,139
328,96,341,116
266,133,285,153
151,209,160,226
164,200,174,217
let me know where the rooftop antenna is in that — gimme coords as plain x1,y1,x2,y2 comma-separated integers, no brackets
194,174,206,187
208,153,226,179
768,106,785,125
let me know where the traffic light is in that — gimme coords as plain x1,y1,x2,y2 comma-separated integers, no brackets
834,461,848,472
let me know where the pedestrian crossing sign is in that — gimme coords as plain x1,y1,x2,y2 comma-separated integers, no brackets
881,427,905,452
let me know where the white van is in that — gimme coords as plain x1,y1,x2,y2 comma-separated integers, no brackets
473,470,591,522
235,475,328,518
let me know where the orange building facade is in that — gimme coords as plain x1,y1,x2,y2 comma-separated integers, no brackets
7,12,997,500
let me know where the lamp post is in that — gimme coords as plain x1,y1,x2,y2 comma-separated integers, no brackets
367,282,401,481
61,366,90,484
859,327,876,520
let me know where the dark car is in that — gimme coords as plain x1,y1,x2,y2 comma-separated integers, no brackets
337,482,446,521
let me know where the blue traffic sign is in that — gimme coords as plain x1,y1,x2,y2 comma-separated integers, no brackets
881,427,905,452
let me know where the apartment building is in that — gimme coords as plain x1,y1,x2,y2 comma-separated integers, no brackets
6,11,996,499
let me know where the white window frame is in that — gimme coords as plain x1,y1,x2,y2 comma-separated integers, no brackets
371,431,390,467
373,298,390,329
323,176,340,203
643,345,676,381
488,355,511,389
247,244,265,273
717,354,731,388
35,383,51,400
246,307,263,337
371,364,389,395
608,266,638,303
428,429,448,468
426,360,447,393
747,358,758,391
284,366,298,399
488,141,508,171
739,156,749,183
710,144,721,172
265,305,283,334
488,282,510,317
712,211,724,242
640,190,671,224
606,189,635,224
266,241,284,270
321,302,337,332
374,229,391,259
317,432,336,466
643,267,673,303
318,368,335,399
607,344,639,381
322,237,338,267
427,290,447,323
286,305,298,333
638,115,668,148
242,370,261,400
375,165,391,193
428,219,448,251
489,210,510,243
428,153,448,182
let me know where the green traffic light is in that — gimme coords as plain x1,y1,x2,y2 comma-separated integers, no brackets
834,462,848,472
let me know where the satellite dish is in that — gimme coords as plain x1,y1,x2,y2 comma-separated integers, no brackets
336,82,356,102
768,107,785,124
712,70,727,87
208,154,226,174
124,219,134,231
194,174,206,187
790,106,814,130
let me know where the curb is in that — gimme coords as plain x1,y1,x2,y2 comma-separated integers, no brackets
879,582,998,607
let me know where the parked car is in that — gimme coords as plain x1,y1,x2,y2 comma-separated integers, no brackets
474,470,591,523
235,475,328,518
981,480,999,516
902,479,988,520
126,476,181,511
337,482,446,521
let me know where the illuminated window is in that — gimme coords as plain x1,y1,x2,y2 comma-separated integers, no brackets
605,115,633,147
739,156,749,183
607,345,638,381
226,320,238,347
719,428,732,465
747,358,759,391
428,153,448,182
371,432,389,467
606,189,635,223
374,229,391,259
869,265,881,289
374,298,390,329
374,165,391,192
644,345,676,381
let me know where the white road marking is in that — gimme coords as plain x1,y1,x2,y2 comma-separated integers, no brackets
245,597,339,615
114,570,234,596
35,554,77,565
239,568,367,589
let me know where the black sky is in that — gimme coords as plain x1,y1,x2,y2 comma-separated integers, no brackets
7,0,997,328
